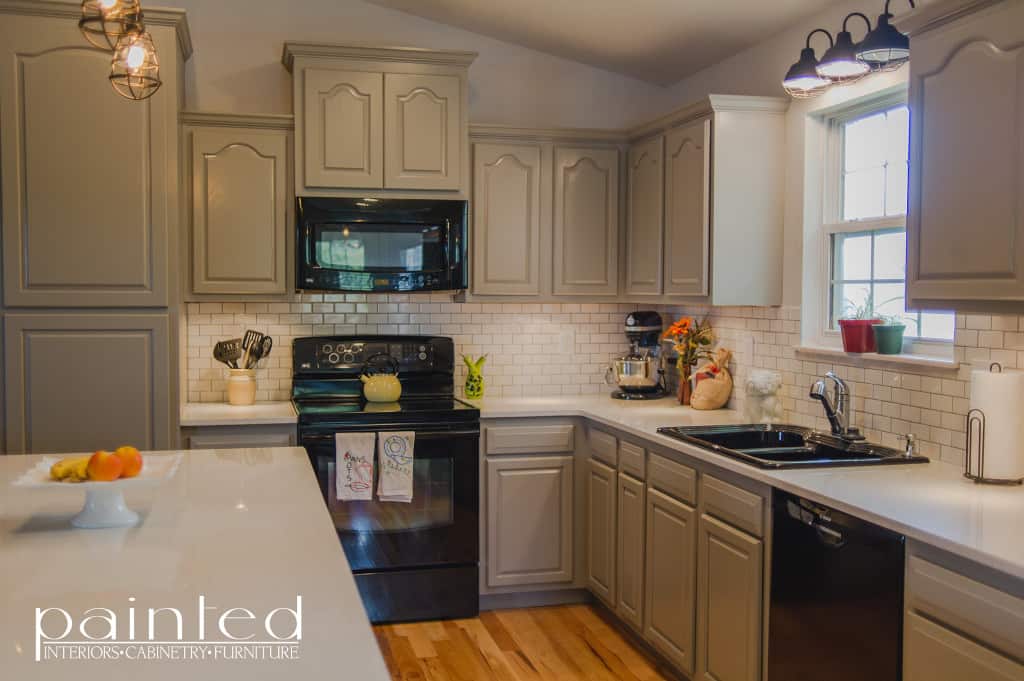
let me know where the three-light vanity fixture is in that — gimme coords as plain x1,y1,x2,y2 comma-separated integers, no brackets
783,0,914,99
78,0,161,101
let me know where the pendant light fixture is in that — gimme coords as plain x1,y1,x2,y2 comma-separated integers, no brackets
857,0,916,71
109,24,161,100
782,29,834,99
817,12,872,84
78,0,141,52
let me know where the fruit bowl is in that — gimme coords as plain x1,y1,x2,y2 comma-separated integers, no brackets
11,453,182,528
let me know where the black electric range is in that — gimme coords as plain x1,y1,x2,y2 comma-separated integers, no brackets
292,336,480,624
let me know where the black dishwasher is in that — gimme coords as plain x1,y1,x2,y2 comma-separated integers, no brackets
769,490,904,681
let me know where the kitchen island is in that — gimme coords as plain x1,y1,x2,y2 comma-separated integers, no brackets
0,447,389,681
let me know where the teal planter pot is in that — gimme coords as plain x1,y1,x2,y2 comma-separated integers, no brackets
872,324,906,355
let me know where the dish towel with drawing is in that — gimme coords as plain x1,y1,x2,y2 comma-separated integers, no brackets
335,432,375,501
377,431,415,503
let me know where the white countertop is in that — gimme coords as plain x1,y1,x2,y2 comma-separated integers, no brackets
470,395,1024,581
181,402,297,427
0,448,388,681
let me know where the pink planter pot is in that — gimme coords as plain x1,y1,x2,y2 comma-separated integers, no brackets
838,319,881,353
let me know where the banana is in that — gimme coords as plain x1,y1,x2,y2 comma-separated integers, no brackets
50,456,91,482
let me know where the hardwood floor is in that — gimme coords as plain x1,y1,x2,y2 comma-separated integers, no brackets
373,604,676,681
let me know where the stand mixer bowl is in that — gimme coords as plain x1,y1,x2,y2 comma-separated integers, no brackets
606,355,661,389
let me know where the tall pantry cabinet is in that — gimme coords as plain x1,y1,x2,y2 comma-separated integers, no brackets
0,3,191,453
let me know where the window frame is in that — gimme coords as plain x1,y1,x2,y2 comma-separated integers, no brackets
816,92,953,354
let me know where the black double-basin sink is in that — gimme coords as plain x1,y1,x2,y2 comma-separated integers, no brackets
657,424,929,469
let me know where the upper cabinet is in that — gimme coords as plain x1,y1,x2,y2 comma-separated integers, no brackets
282,44,475,197
0,12,189,308
897,0,1024,310
625,136,665,296
184,114,293,297
663,119,711,297
553,147,620,296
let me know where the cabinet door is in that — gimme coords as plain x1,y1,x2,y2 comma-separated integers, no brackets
303,68,383,189
617,472,645,630
0,31,171,307
586,458,617,606
644,488,698,676
696,514,763,681
191,128,289,295
664,119,711,297
906,2,1024,305
4,314,171,454
486,456,574,587
384,73,462,190
553,147,620,296
625,136,664,296
905,611,1024,681
472,143,542,295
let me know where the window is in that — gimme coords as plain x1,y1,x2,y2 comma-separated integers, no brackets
825,102,954,342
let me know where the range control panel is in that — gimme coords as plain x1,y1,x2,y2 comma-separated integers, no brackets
293,336,452,375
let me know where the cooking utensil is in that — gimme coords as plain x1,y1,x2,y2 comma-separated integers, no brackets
244,336,274,369
240,330,266,369
213,339,243,369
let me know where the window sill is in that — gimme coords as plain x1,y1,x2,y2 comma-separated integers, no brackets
795,345,959,372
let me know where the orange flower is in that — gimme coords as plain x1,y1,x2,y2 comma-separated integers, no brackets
664,317,693,339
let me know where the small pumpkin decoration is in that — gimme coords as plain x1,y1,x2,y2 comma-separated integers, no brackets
691,348,733,411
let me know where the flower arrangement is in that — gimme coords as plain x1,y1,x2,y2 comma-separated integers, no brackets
663,316,713,405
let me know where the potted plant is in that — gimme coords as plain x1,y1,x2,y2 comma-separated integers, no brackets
837,296,881,353
663,316,713,406
872,316,907,355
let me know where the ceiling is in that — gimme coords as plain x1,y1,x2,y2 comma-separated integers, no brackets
367,0,844,85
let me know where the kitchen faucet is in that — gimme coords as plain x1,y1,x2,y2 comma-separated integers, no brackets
809,372,864,440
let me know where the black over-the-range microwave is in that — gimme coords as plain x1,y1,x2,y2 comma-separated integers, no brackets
296,197,468,293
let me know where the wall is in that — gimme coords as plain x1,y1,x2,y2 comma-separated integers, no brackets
187,294,635,403
159,0,667,129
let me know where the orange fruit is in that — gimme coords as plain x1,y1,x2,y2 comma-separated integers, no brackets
87,450,123,482
113,446,143,478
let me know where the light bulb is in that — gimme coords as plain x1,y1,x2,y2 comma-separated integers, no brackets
125,43,146,70
98,0,118,10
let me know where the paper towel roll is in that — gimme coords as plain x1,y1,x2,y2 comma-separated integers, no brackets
969,367,1024,481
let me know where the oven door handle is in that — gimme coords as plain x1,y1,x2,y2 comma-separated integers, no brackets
301,429,480,444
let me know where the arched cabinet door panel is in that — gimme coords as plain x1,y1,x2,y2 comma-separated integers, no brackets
664,119,711,297
626,136,665,296
303,69,383,189
384,73,462,190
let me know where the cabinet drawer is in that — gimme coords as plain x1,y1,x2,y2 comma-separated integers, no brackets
905,611,1024,681
485,425,575,455
647,453,696,506
907,555,1024,661
700,474,764,538
618,440,646,480
589,428,618,466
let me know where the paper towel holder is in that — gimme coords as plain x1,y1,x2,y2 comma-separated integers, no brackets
965,406,1024,486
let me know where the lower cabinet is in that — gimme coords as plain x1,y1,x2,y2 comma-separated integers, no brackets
486,455,574,587
904,611,1024,681
586,457,617,605
644,487,698,676
182,425,296,450
696,513,763,681
617,471,645,629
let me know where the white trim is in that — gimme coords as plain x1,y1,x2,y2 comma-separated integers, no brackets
795,345,959,371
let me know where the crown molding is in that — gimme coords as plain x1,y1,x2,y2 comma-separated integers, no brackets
893,0,1003,36
180,111,295,130
625,94,788,142
282,42,478,72
469,124,625,145
0,1,193,59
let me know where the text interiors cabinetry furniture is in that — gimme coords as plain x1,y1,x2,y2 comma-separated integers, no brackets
282,43,476,197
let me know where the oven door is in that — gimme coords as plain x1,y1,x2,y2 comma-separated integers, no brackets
301,427,479,572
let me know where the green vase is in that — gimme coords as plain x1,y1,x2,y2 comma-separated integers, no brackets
872,324,906,355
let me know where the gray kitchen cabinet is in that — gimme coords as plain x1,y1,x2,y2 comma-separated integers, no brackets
0,13,186,308
644,487,698,676
486,455,574,587
625,136,665,296
696,513,763,681
183,425,296,450
283,44,475,196
617,471,645,630
472,142,543,295
663,119,711,297
897,0,1024,309
553,146,620,296
302,68,383,189
384,73,462,191
4,314,172,454
904,612,1024,681
187,118,292,295
586,457,617,606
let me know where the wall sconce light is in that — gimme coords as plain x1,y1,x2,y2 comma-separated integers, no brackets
782,29,834,99
817,12,873,84
78,0,141,52
857,0,916,71
109,26,161,100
